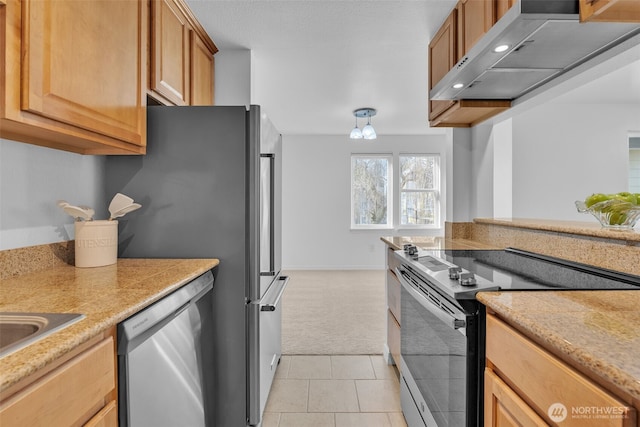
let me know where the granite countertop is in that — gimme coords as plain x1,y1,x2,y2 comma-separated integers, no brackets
477,290,640,402
474,218,640,243
380,236,500,251
0,258,219,392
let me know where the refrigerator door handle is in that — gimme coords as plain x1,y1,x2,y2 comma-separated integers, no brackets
259,276,289,311
260,154,276,276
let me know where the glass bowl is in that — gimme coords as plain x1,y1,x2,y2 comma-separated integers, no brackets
575,200,640,230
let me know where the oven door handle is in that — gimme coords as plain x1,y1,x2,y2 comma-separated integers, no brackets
395,267,466,332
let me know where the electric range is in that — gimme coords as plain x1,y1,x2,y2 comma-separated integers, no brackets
394,246,640,427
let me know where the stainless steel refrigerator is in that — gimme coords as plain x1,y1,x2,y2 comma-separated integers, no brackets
105,105,288,426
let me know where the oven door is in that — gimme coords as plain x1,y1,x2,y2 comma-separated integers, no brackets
396,266,479,427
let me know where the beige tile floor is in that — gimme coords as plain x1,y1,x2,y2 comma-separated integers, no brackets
262,355,408,427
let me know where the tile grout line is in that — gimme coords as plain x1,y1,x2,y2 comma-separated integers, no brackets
354,378,362,413
305,379,310,414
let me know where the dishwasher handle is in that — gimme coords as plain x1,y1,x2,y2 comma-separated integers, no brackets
259,276,289,311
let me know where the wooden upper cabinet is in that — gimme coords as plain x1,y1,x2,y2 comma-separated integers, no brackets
495,0,516,22
150,0,190,106
428,8,457,120
579,0,640,22
429,8,457,90
149,0,218,106
0,0,147,154
427,0,514,127
459,0,495,55
190,31,215,106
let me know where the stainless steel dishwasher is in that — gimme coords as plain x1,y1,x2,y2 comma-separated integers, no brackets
117,269,215,427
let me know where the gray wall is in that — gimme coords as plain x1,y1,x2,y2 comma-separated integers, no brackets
0,139,106,250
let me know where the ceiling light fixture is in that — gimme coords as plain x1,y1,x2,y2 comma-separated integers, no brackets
350,108,377,140
350,115,363,139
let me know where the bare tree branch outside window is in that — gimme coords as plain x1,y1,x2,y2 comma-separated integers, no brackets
351,156,390,226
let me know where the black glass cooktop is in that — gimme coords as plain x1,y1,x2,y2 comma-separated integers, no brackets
396,248,640,300
439,249,640,290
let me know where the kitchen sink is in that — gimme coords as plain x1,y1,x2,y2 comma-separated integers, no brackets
0,313,85,358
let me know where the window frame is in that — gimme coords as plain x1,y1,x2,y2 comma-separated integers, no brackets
350,153,394,230
398,153,441,229
349,152,443,231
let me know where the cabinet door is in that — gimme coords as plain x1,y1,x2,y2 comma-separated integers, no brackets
485,369,549,427
486,314,636,427
428,8,457,120
84,400,117,427
20,0,145,146
459,0,495,55
579,0,640,22
429,9,457,89
190,32,215,106
496,0,515,21
0,338,115,427
151,0,190,106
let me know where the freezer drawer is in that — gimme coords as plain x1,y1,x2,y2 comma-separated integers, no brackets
249,275,290,425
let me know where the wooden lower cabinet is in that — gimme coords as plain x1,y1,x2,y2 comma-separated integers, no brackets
485,314,636,427
85,400,118,427
0,334,117,427
485,369,548,427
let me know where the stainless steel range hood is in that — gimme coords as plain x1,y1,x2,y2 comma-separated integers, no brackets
430,0,640,101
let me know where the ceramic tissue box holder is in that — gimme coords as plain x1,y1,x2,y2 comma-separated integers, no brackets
75,220,118,267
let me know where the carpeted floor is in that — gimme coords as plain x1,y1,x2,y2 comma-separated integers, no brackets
280,270,386,355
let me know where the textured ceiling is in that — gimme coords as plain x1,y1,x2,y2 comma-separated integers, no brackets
186,0,639,136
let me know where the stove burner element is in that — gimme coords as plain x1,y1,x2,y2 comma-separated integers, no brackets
448,266,462,279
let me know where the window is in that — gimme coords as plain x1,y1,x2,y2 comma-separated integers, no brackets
350,153,441,229
351,155,392,228
630,136,640,193
399,155,440,226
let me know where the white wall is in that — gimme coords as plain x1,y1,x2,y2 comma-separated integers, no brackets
511,103,640,221
446,123,512,222
282,134,447,270
214,49,252,106
0,139,106,250
445,128,473,223
464,103,639,223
